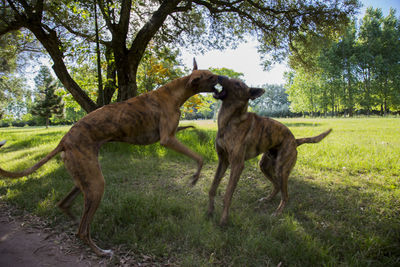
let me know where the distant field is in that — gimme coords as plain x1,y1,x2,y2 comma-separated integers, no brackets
0,118,399,266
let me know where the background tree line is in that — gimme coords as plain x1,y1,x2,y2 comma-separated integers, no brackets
286,8,400,117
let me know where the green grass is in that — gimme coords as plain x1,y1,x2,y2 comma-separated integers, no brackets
1,119,399,266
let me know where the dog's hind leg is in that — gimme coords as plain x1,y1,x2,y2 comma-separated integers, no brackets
160,115,203,186
273,142,297,216
259,152,279,203
207,149,229,217
63,149,112,257
77,175,110,256
160,136,203,185
57,186,81,221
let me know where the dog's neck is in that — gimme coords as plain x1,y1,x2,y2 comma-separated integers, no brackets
157,76,196,107
218,101,249,129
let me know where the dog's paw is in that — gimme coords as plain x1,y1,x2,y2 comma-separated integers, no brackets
271,210,283,217
219,217,229,227
205,210,214,219
258,196,275,203
258,197,267,203
189,174,200,187
98,248,114,258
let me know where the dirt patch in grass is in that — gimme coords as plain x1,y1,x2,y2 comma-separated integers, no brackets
0,202,175,266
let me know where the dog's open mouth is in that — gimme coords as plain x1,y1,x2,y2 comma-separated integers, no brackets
213,84,227,99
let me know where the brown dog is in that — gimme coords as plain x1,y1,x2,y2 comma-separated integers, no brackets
0,60,220,256
208,77,332,225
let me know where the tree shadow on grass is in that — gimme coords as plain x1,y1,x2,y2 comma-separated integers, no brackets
100,129,217,162
0,164,73,217
0,131,66,153
234,168,400,266
3,144,399,266
96,155,400,265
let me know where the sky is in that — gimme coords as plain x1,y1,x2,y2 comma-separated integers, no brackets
180,0,400,87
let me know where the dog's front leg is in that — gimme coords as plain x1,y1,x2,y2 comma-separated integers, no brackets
159,115,203,185
220,159,244,226
208,149,229,217
160,136,203,185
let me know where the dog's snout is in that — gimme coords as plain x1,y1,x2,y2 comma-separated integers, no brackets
218,75,228,83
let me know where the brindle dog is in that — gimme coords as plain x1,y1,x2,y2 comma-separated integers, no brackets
209,77,332,225
0,60,220,256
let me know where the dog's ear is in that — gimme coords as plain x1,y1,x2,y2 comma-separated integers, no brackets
193,58,198,71
249,88,265,100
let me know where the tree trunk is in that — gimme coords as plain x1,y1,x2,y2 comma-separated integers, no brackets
347,69,353,117
118,0,182,101
384,98,388,116
103,46,117,104
94,1,104,107
384,80,388,116
113,47,138,101
27,24,97,113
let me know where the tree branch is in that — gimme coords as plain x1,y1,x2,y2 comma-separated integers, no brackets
117,0,132,38
47,8,110,46
129,0,182,58
97,0,115,34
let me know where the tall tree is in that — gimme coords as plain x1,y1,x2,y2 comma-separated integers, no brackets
338,22,358,116
31,66,64,128
319,43,342,116
1,0,359,113
379,8,400,114
358,8,385,114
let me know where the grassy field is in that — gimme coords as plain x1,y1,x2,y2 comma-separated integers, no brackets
0,118,399,266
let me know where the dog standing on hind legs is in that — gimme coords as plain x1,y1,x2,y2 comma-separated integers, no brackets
208,76,332,226
0,60,221,256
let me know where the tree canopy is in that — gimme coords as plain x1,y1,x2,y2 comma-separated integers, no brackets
1,0,359,113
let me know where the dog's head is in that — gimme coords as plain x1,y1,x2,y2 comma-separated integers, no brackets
185,58,221,94
214,76,265,103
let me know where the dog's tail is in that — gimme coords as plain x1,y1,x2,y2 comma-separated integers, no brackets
296,129,332,146
177,125,195,132
0,143,63,179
